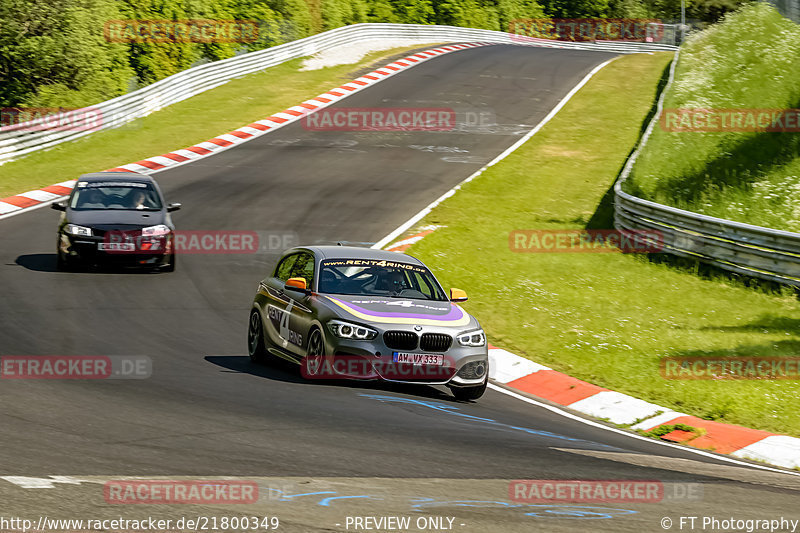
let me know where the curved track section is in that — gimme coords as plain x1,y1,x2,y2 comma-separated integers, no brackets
1,45,799,532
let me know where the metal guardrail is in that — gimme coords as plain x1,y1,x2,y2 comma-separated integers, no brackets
767,0,800,22
0,23,676,166
614,51,800,288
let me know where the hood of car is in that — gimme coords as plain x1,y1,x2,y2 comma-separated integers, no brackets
66,209,166,229
321,294,472,327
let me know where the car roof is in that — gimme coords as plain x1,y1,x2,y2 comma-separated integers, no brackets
77,171,154,184
295,245,425,265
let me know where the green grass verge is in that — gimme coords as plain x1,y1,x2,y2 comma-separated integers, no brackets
0,44,434,198
640,423,705,440
627,3,800,232
404,51,800,437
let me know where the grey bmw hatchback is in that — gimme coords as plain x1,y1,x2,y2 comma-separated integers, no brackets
248,246,489,400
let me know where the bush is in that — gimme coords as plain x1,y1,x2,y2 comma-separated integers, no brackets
0,0,134,108
628,2,800,231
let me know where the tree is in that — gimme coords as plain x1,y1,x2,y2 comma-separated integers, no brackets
0,0,133,107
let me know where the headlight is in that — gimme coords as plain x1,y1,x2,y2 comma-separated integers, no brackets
142,224,171,236
327,320,377,340
65,224,93,237
457,329,486,347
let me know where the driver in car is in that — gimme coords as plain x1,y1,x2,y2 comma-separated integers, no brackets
79,189,105,209
387,269,407,294
129,190,148,210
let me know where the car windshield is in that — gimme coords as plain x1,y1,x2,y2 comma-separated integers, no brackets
318,259,448,301
69,181,162,211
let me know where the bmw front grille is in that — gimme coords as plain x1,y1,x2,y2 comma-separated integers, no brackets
383,331,453,352
383,331,418,350
420,333,452,352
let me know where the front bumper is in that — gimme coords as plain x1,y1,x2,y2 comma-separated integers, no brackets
319,323,488,386
59,233,171,267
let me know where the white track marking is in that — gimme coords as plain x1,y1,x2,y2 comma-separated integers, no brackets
487,383,800,475
1,476,90,489
371,57,618,250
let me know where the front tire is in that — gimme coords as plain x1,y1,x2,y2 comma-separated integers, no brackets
56,251,80,272
450,377,487,401
162,254,176,272
248,310,268,363
56,237,73,271
302,329,326,379
56,251,68,271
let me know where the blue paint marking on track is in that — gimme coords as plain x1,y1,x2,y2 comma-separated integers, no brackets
359,393,620,449
259,395,639,520
261,489,637,519
411,499,637,519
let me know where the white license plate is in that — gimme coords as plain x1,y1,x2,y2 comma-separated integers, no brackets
392,352,444,366
98,242,135,251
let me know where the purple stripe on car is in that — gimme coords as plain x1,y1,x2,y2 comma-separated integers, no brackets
327,296,464,321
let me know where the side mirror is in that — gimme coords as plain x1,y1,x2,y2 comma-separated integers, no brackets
167,203,181,212
51,202,66,211
450,288,468,302
285,277,309,293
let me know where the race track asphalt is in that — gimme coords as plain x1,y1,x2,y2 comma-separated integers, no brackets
1,44,798,532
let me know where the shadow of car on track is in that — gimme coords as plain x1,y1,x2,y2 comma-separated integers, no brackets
15,253,166,274
205,355,457,402
14,254,59,272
